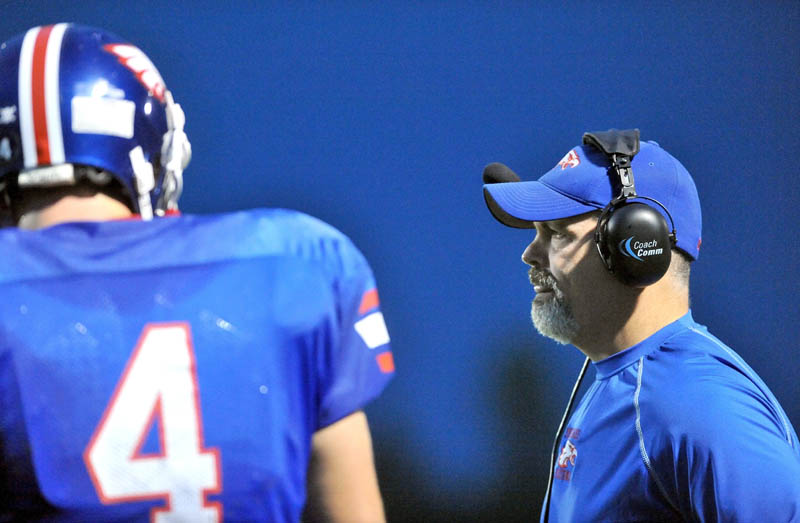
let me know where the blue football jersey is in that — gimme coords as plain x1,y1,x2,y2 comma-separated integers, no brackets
0,209,394,522
543,312,800,522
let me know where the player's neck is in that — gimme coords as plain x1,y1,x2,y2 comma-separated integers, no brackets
573,280,689,362
17,193,134,230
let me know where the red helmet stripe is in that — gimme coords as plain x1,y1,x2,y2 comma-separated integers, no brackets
31,25,54,164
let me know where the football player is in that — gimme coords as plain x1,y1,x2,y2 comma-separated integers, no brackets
0,23,395,522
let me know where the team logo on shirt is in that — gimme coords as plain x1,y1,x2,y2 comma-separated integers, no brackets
558,149,580,170
557,440,577,467
556,428,580,481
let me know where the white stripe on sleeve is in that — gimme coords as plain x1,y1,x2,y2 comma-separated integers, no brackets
354,312,390,349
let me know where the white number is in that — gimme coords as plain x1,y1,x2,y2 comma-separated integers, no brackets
84,323,222,522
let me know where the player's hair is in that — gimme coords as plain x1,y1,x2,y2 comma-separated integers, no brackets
5,166,133,224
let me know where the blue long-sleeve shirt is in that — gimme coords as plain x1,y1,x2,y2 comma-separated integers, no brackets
544,312,800,522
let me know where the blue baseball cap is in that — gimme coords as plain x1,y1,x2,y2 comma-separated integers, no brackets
483,139,703,259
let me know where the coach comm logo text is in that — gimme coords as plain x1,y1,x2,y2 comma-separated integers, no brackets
618,237,663,262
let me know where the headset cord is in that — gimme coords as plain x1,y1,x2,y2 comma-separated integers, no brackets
542,356,590,523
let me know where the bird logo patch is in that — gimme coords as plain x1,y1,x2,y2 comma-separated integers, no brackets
556,437,578,481
558,149,580,170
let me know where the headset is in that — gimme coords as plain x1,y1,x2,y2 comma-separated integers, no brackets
583,129,677,287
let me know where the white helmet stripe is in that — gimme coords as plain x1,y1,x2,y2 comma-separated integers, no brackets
17,24,68,168
44,23,67,164
18,26,37,168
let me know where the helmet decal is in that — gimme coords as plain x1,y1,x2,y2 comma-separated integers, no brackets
71,95,136,139
103,44,167,103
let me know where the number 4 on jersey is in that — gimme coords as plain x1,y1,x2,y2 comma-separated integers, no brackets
84,323,222,522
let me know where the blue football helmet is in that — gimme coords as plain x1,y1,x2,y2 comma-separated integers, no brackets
0,23,190,219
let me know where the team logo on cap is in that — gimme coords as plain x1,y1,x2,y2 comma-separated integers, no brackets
558,149,580,170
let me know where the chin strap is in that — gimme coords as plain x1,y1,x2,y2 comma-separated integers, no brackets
158,90,191,214
130,146,154,220
129,90,191,219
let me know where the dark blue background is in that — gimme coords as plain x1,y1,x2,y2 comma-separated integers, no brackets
3,2,798,520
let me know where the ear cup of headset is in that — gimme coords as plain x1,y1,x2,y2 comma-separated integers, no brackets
598,202,672,287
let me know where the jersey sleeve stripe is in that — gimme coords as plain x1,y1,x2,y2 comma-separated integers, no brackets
376,352,395,374
358,287,380,315
354,312,390,349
